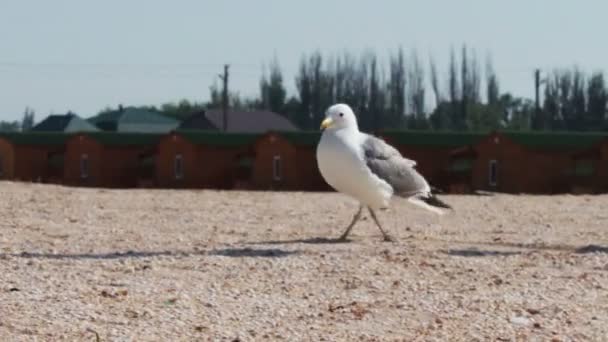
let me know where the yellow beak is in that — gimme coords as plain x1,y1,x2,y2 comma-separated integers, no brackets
320,117,333,130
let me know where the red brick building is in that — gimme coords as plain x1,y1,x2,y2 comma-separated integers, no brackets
251,131,328,191
0,135,13,180
562,136,608,194
379,130,487,193
3,129,608,194
0,132,70,183
470,131,604,194
156,131,258,189
64,132,162,188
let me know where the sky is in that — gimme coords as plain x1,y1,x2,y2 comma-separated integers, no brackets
0,0,606,122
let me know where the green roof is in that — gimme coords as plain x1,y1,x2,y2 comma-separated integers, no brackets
32,113,99,133
64,116,101,132
501,131,605,150
87,111,122,130
176,130,259,147
84,132,164,146
277,131,321,146
88,111,122,124
0,132,71,146
120,108,178,125
380,130,488,147
87,107,179,132
2,129,606,152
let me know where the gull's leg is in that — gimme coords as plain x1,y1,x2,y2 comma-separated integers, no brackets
367,207,395,242
338,205,363,241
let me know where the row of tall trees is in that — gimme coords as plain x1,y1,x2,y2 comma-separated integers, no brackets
234,46,607,132
536,69,607,131
3,46,606,133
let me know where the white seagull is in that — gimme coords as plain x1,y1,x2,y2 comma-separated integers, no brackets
316,103,452,241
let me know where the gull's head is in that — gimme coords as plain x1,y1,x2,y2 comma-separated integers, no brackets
320,103,358,131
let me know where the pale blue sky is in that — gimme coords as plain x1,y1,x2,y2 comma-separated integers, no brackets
1,0,606,121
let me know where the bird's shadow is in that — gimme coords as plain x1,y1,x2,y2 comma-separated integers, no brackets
575,245,608,254
208,247,299,258
442,241,608,256
1,247,300,260
442,248,522,257
5,250,192,260
248,237,352,245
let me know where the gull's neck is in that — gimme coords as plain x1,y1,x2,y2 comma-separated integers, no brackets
334,124,359,134
327,125,361,142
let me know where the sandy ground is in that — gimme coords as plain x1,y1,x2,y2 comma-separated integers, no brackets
0,182,607,341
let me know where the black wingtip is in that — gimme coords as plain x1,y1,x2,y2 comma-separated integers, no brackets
422,194,453,210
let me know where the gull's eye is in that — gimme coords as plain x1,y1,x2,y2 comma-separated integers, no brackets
339,112,344,117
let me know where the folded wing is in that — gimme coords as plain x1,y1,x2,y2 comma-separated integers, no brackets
361,134,431,197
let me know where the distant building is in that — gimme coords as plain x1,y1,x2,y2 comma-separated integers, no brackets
380,130,487,193
31,112,99,132
88,106,180,133
156,131,258,189
0,132,70,183
63,132,163,188
469,131,605,194
177,110,217,131
251,131,328,191
567,138,608,194
179,109,298,133
4,126,608,194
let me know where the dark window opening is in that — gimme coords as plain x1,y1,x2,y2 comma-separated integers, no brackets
174,154,183,180
489,160,498,186
80,154,89,179
272,155,282,181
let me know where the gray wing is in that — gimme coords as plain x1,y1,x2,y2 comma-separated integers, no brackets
361,134,430,197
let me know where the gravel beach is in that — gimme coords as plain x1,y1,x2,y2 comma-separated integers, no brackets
0,182,607,341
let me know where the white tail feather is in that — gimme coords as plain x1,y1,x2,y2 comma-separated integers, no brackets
407,197,446,215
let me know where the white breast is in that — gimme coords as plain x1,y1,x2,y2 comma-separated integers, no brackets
316,130,393,209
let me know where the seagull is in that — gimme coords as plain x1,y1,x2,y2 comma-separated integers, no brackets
316,103,452,242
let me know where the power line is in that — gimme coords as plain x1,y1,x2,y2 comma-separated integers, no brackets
0,69,262,81
0,61,261,69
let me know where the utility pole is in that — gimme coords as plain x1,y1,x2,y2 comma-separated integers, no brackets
218,64,230,132
534,69,540,114
534,69,542,130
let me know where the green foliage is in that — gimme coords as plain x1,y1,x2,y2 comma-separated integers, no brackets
260,57,287,115
161,99,206,120
67,47,606,134
0,120,20,131
21,107,35,131
539,67,608,131
587,72,608,129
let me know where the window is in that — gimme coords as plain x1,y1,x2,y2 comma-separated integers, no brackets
174,154,183,180
138,154,156,179
449,157,474,173
272,155,282,181
80,154,89,179
574,159,595,177
488,159,498,186
236,156,254,180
